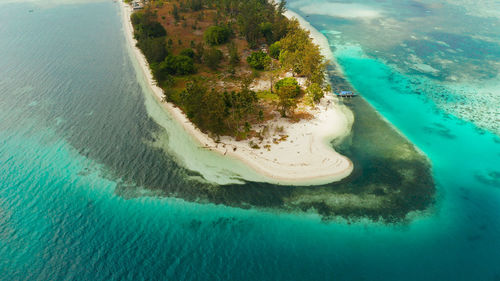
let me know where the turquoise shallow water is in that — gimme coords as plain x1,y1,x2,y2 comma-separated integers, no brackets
1,1,500,280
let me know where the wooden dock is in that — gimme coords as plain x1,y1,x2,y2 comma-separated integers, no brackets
335,91,358,97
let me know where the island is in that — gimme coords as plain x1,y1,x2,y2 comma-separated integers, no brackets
116,0,436,222
122,0,354,185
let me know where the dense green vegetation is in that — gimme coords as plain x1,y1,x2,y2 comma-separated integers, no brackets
180,48,195,58
228,42,240,67
204,47,223,69
269,41,281,59
275,77,300,93
131,10,168,63
130,0,331,137
275,77,301,117
131,11,166,39
187,0,203,11
172,79,258,136
307,82,329,103
221,0,289,48
279,19,326,85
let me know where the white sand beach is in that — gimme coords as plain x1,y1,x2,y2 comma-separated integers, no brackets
120,2,354,185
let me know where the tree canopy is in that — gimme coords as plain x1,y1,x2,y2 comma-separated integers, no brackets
247,51,270,70
230,0,289,48
187,0,204,11
269,41,281,59
129,0,330,137
275,77,301,117
228,42,240,67
178,80,258,135
131,10,167,39
277,85,298,117
180,48,195,58
275,77,300,96
154,54,195,78
204,26,231,45
204,47,223,69
278,19,327,85
131,10,168,63
306,82,324,104
138,37,168,63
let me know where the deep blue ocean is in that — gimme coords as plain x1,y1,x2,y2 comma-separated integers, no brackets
1,1,499,280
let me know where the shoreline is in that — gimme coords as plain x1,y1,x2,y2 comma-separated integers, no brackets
119,2,354,185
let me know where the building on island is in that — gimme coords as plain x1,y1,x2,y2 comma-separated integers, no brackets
132,1,144,10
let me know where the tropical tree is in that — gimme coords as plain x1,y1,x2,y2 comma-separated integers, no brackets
278,19,326,85
188,0,203,11
131,10,167,39
275,77,300,96
173,4,180,22
275,77,300,116
277,85,298,117
306,82,324,103
247,51,270,70
137,37,168,63
204,26,231,45
180,48,195,58
228,42,240,67
203,89,227,135
269,41,281,59
194,42,205,63
204,47,223,69
173,55,195,75
180,79,206,124
259,21,273,43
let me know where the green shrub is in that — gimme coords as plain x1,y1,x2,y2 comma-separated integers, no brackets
259,22,273,43
173,55,196,75
269,41,281,59
246,51,270,70
131,11,166,39
306,82,324,103
136,37,168,63
188,0,203,11
180,48,195,58
204,26,231,45
228,43,239,66
275,77,300,97
204,47,223,69
155,55,195,76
